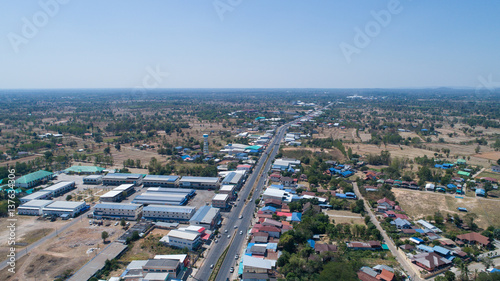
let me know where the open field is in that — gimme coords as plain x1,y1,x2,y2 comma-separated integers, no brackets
282,146,346,161
476,171,500,181
2,219,124,281
324,209,366,225
393,189,500,229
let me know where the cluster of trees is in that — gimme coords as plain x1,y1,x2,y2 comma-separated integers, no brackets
366,150,391,165
123,158,141,168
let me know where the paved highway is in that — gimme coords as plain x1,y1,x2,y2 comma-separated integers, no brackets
193,123,288,281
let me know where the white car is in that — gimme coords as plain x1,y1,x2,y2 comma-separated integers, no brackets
224,229,228,233
239,231,243,235
234,225,238,229
227,234,231,238
239,215,243,219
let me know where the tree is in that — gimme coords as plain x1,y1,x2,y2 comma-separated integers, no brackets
65,195,72,201
120,219,126,227
115,144,121,151
101,231,109,243
497,158,500,165
104,147,111,154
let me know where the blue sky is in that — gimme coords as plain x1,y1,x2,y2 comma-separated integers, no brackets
1,0,499,89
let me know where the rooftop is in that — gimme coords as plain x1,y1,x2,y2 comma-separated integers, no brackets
179,176,219,183
64,166,104,173
19,199,53,208
213,194,229,201
143,205,195,213
95,203,142,210
143,175,180,182
45,201,86,209
16,170,53,184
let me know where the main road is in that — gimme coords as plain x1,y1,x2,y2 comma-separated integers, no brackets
352,182,422,281
193,122,288,281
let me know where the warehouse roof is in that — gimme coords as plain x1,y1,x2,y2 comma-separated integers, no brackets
21,191,51,200
19,199,53,208
103,173,144,179
190,206,219,224
100,190,123,198
84,175,103,179
95,203,142,210
114,184,135,191
143,205,195,213
45,201,86,209
44,181,74,191
146,187,194,194
64,166,104,173
219,185,235,192
16,170,53,184
179,176,219,183
213,194,229,201
143,175,180,182
167,229,200,241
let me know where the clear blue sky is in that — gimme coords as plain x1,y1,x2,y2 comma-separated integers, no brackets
1,0,499,89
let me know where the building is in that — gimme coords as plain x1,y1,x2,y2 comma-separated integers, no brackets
416,219,442,233
64,166,105,174
132,193,189,206
42,201,87,218
456,232,491,247
347,241,382,250
102,173,144,186
160,229,201,250
93,203,143,220
142,175,180,188
17,200,53,216
43,181,75,197
219,184,236,200
203,134,209,155
221,171,244,189
142,205,196,222
242,255,275,274
212,193,229,209
492,166,500,173
376,198,396,212
146,187,195,197
83,175,103,185
262,188,288,201
20,190,52,204
411,252,452,271
189,206,221,230
100,184,135,203
15,170,54,188
179,176,220,189
142,259,182,278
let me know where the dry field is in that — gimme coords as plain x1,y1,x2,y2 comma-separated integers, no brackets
345,143,436,160
324,210,366,225
316,127,359,142
282,146,346,161
393,189,500,229
2,219,124,281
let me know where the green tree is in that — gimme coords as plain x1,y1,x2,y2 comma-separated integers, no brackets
120,219,126,227
115,144,121,151
101,231,109,243
104,147,111,154
65,195,72,201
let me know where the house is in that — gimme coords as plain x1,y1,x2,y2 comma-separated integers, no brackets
259,226,281,238
242,255,275,274
377,269,395,281
264,199,282,209
400,244,415,251
376,198,396,212
347,241,381,250
358,267,379,281
262,218,282,228
253,232,269,243
411,252,452,271
476,188,486,197
269,173,281,183
425,183,435,191
492,166,500,173
456,232,491,247
314,243,338,254
280,177,294,187
160,229,201,250
416,219,442,233
391,218,412,229
142,259,182,278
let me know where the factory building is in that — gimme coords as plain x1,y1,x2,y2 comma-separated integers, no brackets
100,184,135,202
142,175,180,188
146,187,196,198
160,229,201,250
132,192,189,206
142,205,196,222
20,191,52,204
189,206,221,230
83,175,103,185
17,200,54,216
178,176,220,189
42,201,88,218
219,184,236,200
43,181,75,197
212,194,230,210
102,173,144,186
93,203,143,221
15,170,54,188
221,171,245,189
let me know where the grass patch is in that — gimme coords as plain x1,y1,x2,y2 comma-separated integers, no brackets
18,228,53,245
476,171,500,180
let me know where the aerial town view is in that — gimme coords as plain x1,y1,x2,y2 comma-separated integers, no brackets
1,1,500,281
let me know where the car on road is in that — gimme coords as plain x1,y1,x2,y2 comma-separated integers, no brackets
239,215,243,219
235,254,239,260
215,239,218,243
234,225,238,229
210,264,214,269
227,234,231,238
230,267,234,273
239,230,243,235
224,229,228,233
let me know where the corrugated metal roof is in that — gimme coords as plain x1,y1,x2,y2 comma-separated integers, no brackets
15,170,53,184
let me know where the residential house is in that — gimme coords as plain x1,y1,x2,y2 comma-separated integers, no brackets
456,232,491,247
376,198,396,213
411,252,452,271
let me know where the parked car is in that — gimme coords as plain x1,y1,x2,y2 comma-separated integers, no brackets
235,254,239,260
230,267,234,273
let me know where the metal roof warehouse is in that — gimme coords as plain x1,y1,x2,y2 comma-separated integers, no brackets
132,192,189,205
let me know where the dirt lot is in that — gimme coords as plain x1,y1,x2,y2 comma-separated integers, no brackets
1,219,124,281
324,209,366,225
474,151,500,161
346,143,436,160
282,146,346,161
393,189,500,229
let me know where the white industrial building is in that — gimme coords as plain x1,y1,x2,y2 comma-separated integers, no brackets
93,203,143,221
142,205,196,222
212,194,229,209
142,175,180,188
160,229,201,250
43,181,75,197
17,200,53,216
219,185,236,200
102,173,144,186
42,201,87,218
221,171,244,189
132,192,189,206
189,206,221,230
146,187,195,197
83,175,103,185
178,176,220,189
262,188,289,201
100,184,135,202
20,191,52,204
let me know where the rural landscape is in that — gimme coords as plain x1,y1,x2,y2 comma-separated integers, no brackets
0,89,499,281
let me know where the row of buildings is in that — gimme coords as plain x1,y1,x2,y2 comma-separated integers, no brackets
20,181,76,204
18,199,88,218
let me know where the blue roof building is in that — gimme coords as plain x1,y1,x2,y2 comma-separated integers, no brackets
291,212,302,222
307,239,315,248
261,206,277,213
417,245,434,253
433,246,451,256
476,188,486,196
